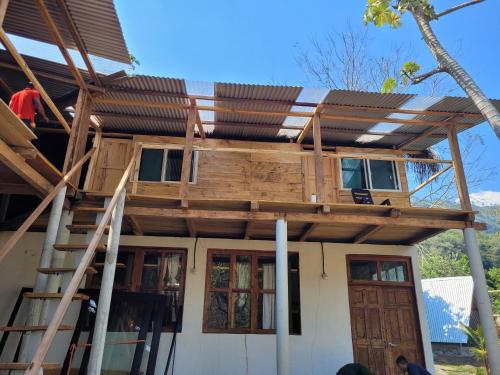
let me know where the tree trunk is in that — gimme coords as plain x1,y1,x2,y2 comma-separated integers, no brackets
411,9,500,139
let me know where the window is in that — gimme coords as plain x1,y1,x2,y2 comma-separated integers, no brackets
88,247,187,330
348,256,411,284
341,158,400,191
138,147,197,183
204,250,301,334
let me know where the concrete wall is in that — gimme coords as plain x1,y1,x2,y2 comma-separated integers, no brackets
0,232,434,374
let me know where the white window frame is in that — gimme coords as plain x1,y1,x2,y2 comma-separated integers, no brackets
338,158,402,192
137,145,198,184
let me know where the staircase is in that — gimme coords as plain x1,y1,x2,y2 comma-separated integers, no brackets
0,147,140,374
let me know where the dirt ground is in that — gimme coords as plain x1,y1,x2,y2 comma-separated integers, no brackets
434,355,484,374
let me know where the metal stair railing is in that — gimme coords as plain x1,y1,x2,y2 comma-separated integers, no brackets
26,146,141,375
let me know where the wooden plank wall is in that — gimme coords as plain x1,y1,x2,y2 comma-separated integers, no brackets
86,136,410,206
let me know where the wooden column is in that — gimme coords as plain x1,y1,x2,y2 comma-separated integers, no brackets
447,124,472,211
179,108,197,206
0,28,71,133
312,113,325,202
63,89,92,189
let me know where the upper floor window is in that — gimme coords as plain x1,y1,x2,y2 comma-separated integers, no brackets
203,250,301,334
341,158,400,191
138,147,197,183
348,256,411,284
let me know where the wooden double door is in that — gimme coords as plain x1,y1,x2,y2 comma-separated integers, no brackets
348,257,425,375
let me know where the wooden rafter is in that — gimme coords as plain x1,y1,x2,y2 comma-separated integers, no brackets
186,218,196,237
353,225,383,244
35,0,88,92
190,98,206,138
297,105,322,144
0,0,8,27
298,223,318,241
398,125,439,150
0,29,71,133
54,0,101,86
126,215,144,236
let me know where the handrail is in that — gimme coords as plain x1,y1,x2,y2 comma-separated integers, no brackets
409,164,454,196
27,146,141,375
0,148,95,263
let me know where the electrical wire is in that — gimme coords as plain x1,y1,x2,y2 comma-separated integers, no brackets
192,237,199,273
320,242,327,279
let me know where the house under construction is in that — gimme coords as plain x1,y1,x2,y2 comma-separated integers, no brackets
0,1,499,374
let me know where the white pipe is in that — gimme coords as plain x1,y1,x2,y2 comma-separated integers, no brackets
463,228,500,373
87,189,126,375
275,218,289,375
18,186,67,362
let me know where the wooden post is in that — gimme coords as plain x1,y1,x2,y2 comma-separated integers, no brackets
312,113,325,202
63,90,92,188
0,28,71,133
0,0,9,27
87,189,126,375
179,108,197,203
447,124,472,211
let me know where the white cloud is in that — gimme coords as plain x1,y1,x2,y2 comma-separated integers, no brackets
469,191,500,207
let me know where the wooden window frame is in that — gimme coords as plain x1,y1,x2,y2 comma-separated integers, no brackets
346,254,414,287
136,144,198,184
87,246,188,331
203,249,301,335
339,158,402,192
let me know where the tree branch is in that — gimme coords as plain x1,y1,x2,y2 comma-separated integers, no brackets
406,66,447,85
435,0,485,19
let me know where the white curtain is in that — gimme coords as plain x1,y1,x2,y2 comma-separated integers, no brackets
236,259,251,289
262,263,275,329
165,254,181,287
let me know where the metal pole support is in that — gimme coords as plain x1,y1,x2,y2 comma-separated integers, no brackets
275,218,289,375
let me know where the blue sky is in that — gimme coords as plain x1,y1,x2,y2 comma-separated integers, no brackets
113,0,500,199
7,1,500,201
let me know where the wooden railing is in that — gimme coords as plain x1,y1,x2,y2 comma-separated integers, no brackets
26,146,141,375
0,148,95,263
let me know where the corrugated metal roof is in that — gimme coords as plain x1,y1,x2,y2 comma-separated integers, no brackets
422,276,474,344
3,0,130,64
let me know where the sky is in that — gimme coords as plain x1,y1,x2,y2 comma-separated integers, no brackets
7,0,500,203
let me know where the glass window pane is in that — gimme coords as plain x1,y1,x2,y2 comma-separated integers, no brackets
258,257,275,290
233,292,251,328
141,253,160,291
257,293,275,329
350,260,378,281
369,160,399,190
139,149,163,181
211,255,230,288
380,261,408,282
235,256,252,289
288,253,301,335
164,291,181,328
165,150,183,182
341,159,367,189
163,254,182,288
207,292,228,329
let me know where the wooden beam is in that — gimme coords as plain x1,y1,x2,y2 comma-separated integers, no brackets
0,148,94,263
398,126,439,150
190,98,206,138
0,76,12,95
0,138,53,195
127,215,144,236
353,225,383,244
54,0,101,86
407,228,445,245
0,183,36,195
298,223,318,241
312,113,325,202
244,201,259,240
186,218,196,237
35,0,88,92
409,164,453,196
297,116,313,144
0,28,71,133
447,124,472,211
123,206,481,230
179,108,197,201
0,0,8,27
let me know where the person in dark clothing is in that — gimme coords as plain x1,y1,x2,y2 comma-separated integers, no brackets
336,363,374,375
396,355,431,375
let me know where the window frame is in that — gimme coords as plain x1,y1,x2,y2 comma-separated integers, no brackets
87,246,188,331
346,255,414,287
338,158,402,192
136,144,198,184
203,249,301,335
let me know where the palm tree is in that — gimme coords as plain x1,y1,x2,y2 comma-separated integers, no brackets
364,0,500,139
459,323,489,374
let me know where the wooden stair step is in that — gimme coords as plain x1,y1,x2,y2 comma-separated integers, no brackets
37,267,97,275
0,325,73,332
23,292,89,301
66,224,110,233
73,206,107,213
0,363,61,370
53,243,106,251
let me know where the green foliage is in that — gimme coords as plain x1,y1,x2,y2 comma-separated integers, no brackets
490,292,500,315
380,77,397,93
401,61,421,84
419,249,470,279
486,268,500,290
363,0,437,28
129,54,141,70
459,324,489,373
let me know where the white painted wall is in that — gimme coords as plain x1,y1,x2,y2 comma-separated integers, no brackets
0,232,434,374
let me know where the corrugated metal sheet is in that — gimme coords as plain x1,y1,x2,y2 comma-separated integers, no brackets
3,0,130,63
421,276,474,344
213,82,302,139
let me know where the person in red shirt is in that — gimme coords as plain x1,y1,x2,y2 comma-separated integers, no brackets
9,82,49,129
